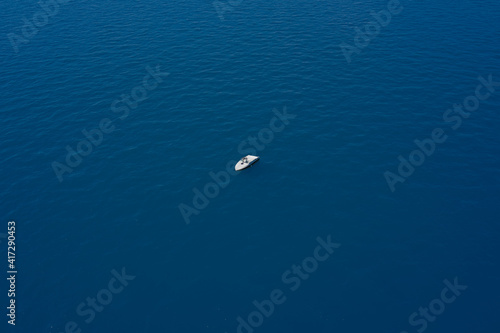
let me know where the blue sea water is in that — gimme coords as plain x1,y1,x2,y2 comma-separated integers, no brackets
1,0,500,332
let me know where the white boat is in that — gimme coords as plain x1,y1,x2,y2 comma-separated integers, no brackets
235,155,260,171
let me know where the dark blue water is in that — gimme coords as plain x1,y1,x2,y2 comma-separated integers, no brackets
1,0,499,332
